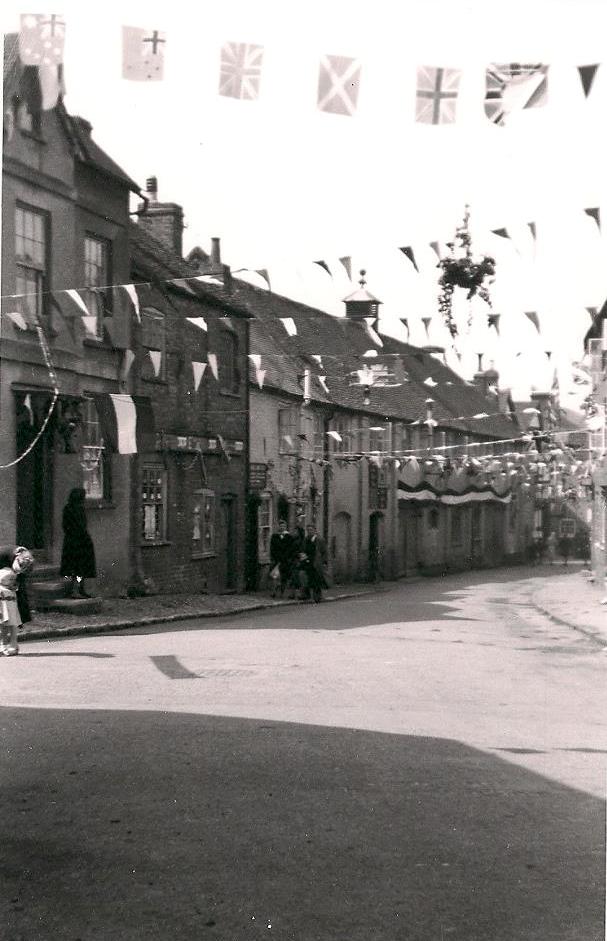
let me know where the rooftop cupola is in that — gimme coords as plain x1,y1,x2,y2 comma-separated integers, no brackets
343,270,382,321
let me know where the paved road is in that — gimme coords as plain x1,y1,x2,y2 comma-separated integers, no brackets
1,568,605,940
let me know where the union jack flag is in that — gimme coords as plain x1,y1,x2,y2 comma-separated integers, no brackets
219,42,264,100
485,64,548,125
317,55,361,116
416,67,461,124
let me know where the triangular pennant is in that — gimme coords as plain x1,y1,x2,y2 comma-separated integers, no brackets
82,316,98,337
121,349,135,379
527,222,537,240
280,317,297,336
400,318,409,339
6,311,28,330
585,306,598,321
186,317,208,332
364,318,383,347
318,375,330,394
578,64,599,98
429,241,442,260
423,377,437,387
584,207,601,231
123,284,141,322
65,289,90,317
208,353,218,379
256,367,266,389
255,269,271,291
149,349,162,377
327,430,342,442
491,227,509,239
399,246,419,272
23,393,34,425
524,311,540,332
488,313,501,334
192,361,206,391
313,260,332,276
339,256,352,279
421,316,432,337
248,353,262,369
172,278,198,295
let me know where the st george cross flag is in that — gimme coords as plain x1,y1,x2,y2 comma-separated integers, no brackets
415,67,461,124
317,55,361,116
122,26,166,81
19,14,65,66
219,42,263,99
485,64,548,125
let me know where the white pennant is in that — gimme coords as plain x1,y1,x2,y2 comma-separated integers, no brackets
318,375,330,394
82,316,98,336
256,367,266,389
192,361,207,391
208,353,218,379
66,289,90,316
187,317,208,332
364,318,383,347
121,349,135,378
248,353,262,368
280,317,297,336
327,430,342,442
149,349,162,377
123,284,141,322
6,311,28,330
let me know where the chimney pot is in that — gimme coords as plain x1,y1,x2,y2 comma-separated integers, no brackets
211,238,221,269
146,176,158,199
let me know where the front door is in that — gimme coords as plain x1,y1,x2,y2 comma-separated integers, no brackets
222,495,237,591
15,393,54,558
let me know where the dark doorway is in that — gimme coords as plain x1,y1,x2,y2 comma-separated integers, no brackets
15,393,54,558
245,493,260,591
222,494,237,591
369,511,384,582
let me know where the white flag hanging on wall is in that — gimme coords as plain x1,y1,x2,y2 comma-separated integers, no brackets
123,284,141,322
149,349,162,377
66,289,90,317
208,353,218,379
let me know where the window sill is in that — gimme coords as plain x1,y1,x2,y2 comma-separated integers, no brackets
219,388,242,398
85,500,115,510
191,551,217,560
140,540,172,548
140,376,168,386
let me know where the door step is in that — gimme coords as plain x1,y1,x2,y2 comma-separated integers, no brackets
35,596,104,615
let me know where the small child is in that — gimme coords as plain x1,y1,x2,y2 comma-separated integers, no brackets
0,549,34,656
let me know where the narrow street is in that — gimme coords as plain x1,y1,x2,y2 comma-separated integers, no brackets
1,567,605,941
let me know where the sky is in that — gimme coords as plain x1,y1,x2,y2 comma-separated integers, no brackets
3,0,607,405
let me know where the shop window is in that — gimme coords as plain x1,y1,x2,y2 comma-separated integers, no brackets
81,396,111,502
194,489,216,556
15,204,48,320
258,493,273,562
141,464,167,543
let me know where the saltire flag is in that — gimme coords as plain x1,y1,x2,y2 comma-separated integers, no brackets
399,246,419,272
317,54,361,116
584,207,601,231
524,311,540,332
485,64,548,125
122,26,166,81
93,393,155,454
313,260,332,276
219,42,263,99
19,14,65,66
415,66,461,124
578,64,599,98
339,256,352,279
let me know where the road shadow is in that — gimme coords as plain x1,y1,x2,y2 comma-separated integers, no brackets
0,707,603,941
19,651,115,658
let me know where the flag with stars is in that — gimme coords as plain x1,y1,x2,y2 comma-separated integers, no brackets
317,55,361,116
19,14,65,67
415,67,461,124
219,42,264,99
122,26,166,81
485,64,548,125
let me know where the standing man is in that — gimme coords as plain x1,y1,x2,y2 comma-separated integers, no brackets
269,519,294,597
303,523,328,603
288,514,307,599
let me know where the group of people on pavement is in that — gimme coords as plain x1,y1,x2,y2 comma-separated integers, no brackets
269,515,329,603
0,487,97,656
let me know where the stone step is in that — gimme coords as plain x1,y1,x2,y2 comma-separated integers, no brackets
30,563,61,583
30,579,67,602
35,596,104,615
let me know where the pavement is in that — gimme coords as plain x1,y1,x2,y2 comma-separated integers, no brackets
17,562,607,646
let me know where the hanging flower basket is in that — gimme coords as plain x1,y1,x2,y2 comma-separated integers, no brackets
438,208,495,337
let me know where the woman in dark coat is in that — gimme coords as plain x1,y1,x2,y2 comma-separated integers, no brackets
60,488,96,597
0,546,33,624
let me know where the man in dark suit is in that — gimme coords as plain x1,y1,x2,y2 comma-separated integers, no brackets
269,519,295,596
303,523,328,603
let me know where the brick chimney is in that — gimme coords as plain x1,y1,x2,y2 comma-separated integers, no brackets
138,176,184,257
473,361,499,397
530,390,552,430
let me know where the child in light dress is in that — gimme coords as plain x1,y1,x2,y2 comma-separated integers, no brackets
0,549,34,656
